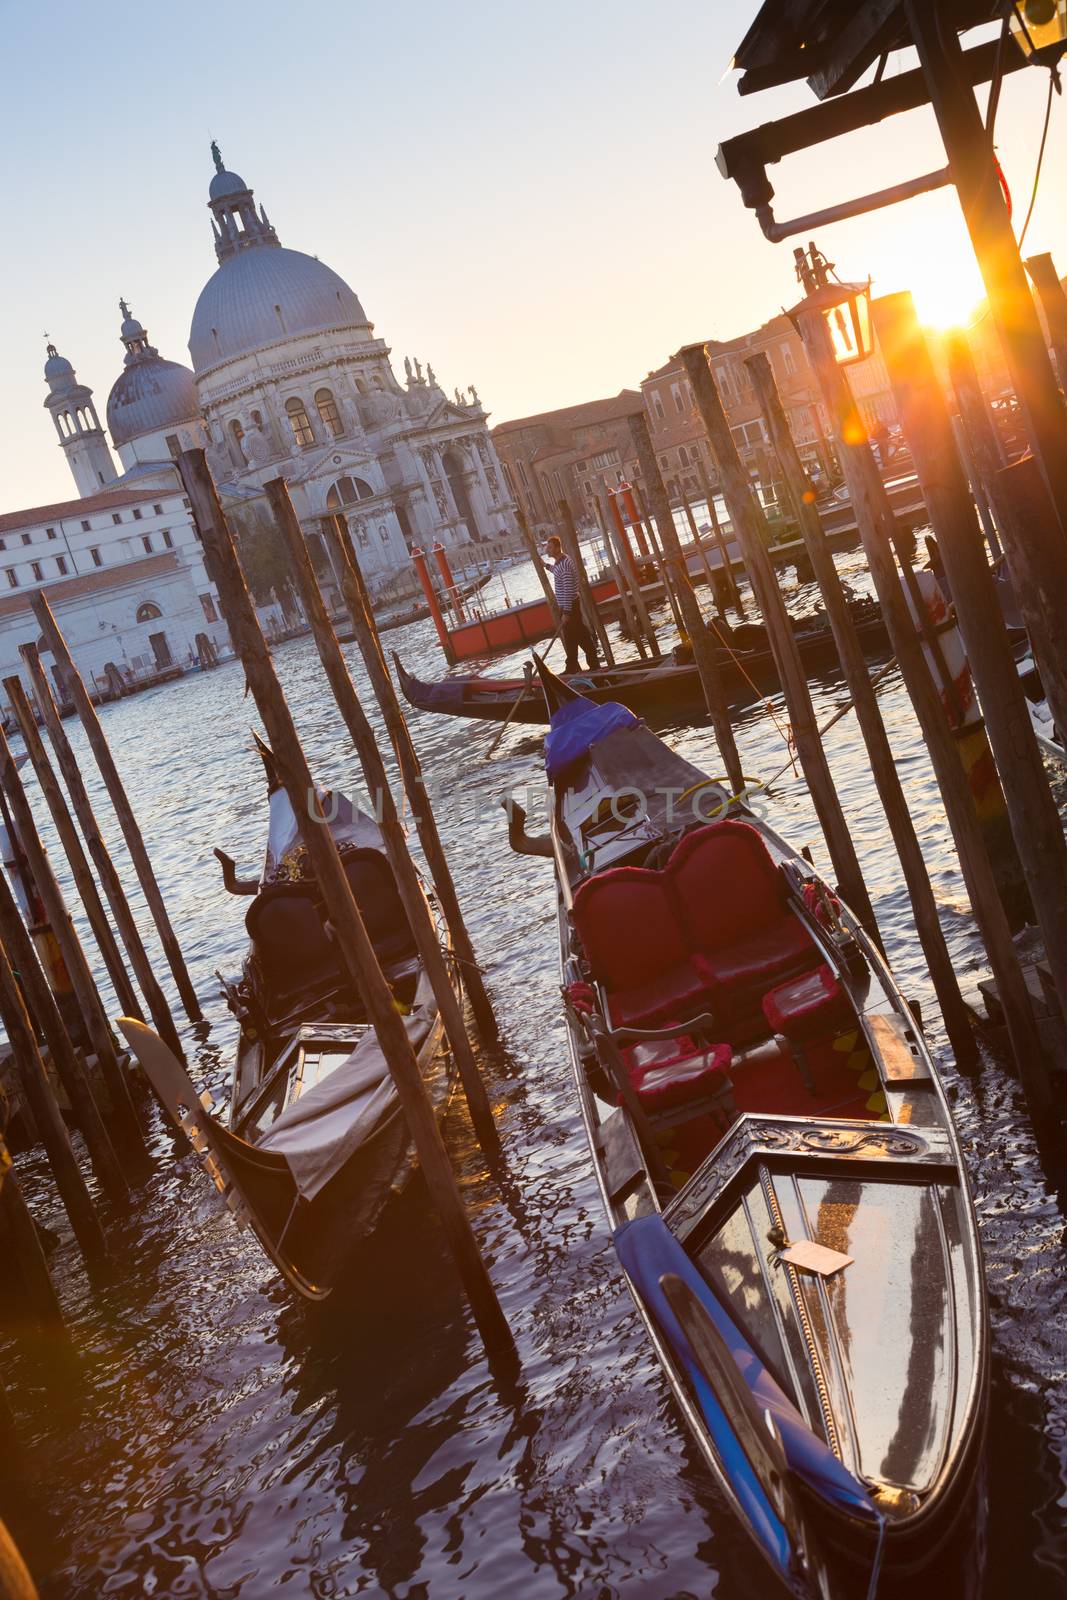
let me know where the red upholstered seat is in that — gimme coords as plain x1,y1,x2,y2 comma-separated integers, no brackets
628,1040,733,1114
698,919,815,993
762,964,851,1043
571,866,713,1027
609,963,711,1030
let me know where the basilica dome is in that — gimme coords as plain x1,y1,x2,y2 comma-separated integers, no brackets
189,246,370,374
106,301,201,448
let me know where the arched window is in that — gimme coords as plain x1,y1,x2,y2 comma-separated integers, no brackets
326,476,374,510
678,445,689,466
136,602,162,622
315,388,343,439
443,446,480,538
285,397,315,448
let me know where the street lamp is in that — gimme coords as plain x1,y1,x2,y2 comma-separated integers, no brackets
1011,0,1067,56
787,243,873,366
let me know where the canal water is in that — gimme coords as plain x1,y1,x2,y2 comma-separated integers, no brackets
1,552,1065,1599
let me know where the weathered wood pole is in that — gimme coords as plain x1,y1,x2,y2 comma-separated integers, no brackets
515,505,559,626
747,349,974,1059
905,4,1067,546
19,646,184,1061
0,865,126,1201
695,459,745,615
945,336,1067,748
680,343,880,943
604,487,661,655
0,1146,64,1329
266,479,501,1158
1024,253,1067,390
875,293,1067,1025
679,491,722,609
628,485,687,641
5,679,141,1022
28,594,202,1025
178,451,511,1353
627,414,746,797
0,726,147,1154
594,488,648,659
0,939,108,1262
324,516,502,1045
556,498,616,666
798,307,1053,1121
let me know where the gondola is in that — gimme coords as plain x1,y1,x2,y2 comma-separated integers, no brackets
395,598,890,727
518,661,988,1598
119,740,457,1301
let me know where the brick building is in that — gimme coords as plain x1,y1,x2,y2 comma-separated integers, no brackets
491,391,644,533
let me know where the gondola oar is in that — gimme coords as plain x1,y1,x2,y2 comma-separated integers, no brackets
483,632,559,759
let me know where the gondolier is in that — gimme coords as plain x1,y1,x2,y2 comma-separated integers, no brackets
545,535,600,674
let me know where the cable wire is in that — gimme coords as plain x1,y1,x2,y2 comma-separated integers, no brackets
1018,66,1057,248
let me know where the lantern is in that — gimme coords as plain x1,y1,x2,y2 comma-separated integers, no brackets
1011,0,1067,56
788,278,873,366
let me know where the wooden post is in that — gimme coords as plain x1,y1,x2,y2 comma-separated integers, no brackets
627,414,746,797
594,488,648,660
515,505,559,626
630,487,687,641
695,460,745,614
1024,252,1067,389
19,645,184,1061
28,594,202,1024
680,343,881,943
266,479,501,1157
873,293,1067,1032
0,725,147,1155
604,487,661,655
5,679,141,1022
557,499,616,666
0,1144,64,1329
680,491,722,609
0,939,108,1263
178,450,511,1354
748,349,974,1059
945,336,1067,747
0,865,127,1201
905,4,1067,548
798,306,1053,1122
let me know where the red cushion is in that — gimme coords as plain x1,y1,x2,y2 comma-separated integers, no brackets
699,915,815,993
572,868,690,992
608,960,711,1029
630,1040,733,1113
669,820,788,953
762,964,850,1041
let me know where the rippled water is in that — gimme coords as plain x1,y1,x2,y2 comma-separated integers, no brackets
2,552,1065,1599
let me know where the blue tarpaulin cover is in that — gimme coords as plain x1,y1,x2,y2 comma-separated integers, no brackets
544,698,639,782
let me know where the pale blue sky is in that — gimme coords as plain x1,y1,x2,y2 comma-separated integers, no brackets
2,0,1063,511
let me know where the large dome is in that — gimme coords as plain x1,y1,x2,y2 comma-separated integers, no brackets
107,356,201,447
189,247,371,375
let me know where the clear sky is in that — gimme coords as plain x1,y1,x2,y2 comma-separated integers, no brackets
1,0,1063,513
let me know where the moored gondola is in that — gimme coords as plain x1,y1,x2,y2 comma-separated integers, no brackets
518,660,988,1598
119,739,458,1300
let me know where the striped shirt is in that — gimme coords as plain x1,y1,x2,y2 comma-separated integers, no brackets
550,553,579,612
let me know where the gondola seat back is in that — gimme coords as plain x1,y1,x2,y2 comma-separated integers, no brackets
571,820,817,1030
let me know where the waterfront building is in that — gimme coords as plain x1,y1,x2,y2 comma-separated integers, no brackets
491,391,644,533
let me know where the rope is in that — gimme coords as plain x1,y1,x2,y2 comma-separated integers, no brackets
703,612,798,774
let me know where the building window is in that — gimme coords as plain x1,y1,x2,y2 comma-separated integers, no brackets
81,520,91,532
315,388,344,439
136,602,162,622
379,523,389,542
6,571,17,588
200,593,218,623
56,556,68,576
46,527,56,540
781,342,797,376
679,446,689,466
162,530,173,548
326,476,374,509
112,513,122,525
31,562,42,581
21,533,31,546
142,535,153,554
285,397,315,448
671,384,684,414
659,454,668,469
153,503,163,515
166,435,181,458
133,508,142,520
90,547,102,567
653,396,665,422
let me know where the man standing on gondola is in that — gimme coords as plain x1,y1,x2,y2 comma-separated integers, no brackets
545,534,600,674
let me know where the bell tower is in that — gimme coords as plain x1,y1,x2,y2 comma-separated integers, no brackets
42,338,118,497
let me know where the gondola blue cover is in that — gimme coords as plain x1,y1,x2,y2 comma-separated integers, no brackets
614,1214,880,1530
544,698,639,782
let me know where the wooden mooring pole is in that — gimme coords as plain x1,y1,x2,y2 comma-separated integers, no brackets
604,487,661,656
747,349,974,1059
324,513,502,1047
557,499,616,667
627,413,746,797
695,460,745,615
798,306,1053,1123
29,593,202,1025
515,506,559,626
680,342,881,945
1024,252,1067,391
266,479,501,1158
0,1142,64,1330
18,646,183,1060
0,725,147,1156
876,293,1067,1027
178,450,512,1354
594,488,648,660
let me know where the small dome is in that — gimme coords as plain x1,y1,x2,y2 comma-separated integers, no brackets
43,345,73,382
107,355,201,447
189,246,371,373
120,312,145,341
209,168,248,200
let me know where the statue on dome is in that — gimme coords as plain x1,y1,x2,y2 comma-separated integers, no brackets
426,363,436,386
211,139,224,172
468,384,480,407
404,356,413,383
414,358,424,383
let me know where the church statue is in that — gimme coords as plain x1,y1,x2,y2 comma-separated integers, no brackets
211,139,224,172
244,421,271,466
414,357,424,383
426,363,436,386
468,384,480,406
404,356,413,382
